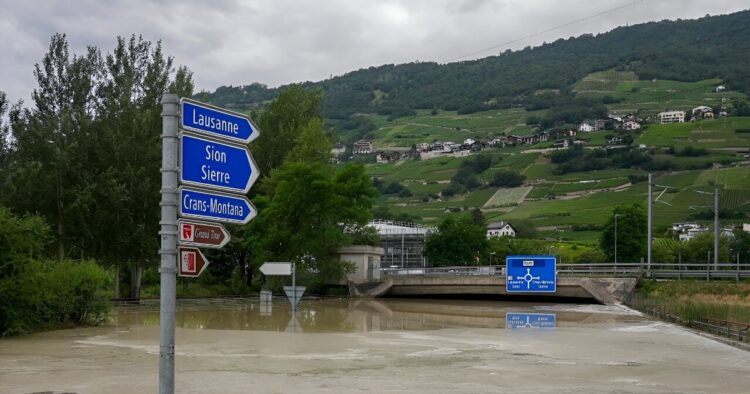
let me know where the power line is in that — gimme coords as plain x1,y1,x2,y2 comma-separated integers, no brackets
448,0,646,62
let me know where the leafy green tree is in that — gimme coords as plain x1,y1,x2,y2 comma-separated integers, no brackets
251,162,377,290
424,215,489,266
5,34,102,261
287,118,332,163
490,170,526,187
254,85,324,177
600,204,647,263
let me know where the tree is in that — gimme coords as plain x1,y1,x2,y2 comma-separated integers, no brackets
424,216,489,266
490,170,526,187
5,33,102,261
251,162,377,290
600,204,647,263
254,85,324,178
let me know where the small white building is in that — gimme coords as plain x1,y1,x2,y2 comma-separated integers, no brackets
486,221,516,238
579,122,595,132
658,111,686,124
463,138,476,145
715,85,726,93
622,121,641,131
743,223,750,233
338,245,384,283
352,140,373,154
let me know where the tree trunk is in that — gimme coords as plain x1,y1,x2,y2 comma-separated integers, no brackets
130,263,143,300
56,172,65,261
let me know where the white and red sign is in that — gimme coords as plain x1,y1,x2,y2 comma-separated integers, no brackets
178,247,209,278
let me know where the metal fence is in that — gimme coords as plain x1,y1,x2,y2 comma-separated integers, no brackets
382,262,750,280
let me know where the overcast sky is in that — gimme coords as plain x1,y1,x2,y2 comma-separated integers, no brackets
1,0,747,104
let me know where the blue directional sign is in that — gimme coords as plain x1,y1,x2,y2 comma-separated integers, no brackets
178,187,256,225
180,98,259,144
506,313,556,330
180,134,258,194
506,255,556,293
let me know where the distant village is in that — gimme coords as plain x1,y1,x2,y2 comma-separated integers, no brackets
334,98,733,164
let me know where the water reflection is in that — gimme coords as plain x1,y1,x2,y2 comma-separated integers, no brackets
111,298,640,333
505,312,556,329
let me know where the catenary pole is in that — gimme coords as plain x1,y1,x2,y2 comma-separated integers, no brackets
714,186,719,271
159,94,179,394
647,173,652,277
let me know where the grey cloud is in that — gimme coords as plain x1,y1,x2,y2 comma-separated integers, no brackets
0,0,747,105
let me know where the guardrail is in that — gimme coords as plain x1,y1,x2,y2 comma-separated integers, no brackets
382,262,750,280
692,316,750,343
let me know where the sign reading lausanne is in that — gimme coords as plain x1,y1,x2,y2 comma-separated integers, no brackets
180,98,258,144
506,255,557,293
180,134,258,193
179,186,256,225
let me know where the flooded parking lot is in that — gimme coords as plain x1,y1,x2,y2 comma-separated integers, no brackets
1,298,749,393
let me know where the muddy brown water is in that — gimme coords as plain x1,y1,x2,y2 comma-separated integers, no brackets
1,298,749,393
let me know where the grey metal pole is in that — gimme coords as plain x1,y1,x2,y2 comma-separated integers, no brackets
292,261,296,311
614,214,619,265
714,186,719,271
647,173,653,277
159,94,179,394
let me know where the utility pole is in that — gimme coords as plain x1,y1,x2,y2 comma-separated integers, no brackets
713,186,719,271
647,173,652,277
614,213,621,264
159,94,179,394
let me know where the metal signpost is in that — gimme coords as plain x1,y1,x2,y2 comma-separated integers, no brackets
178,219,230,249
178,247,210,277
180,98,259,144
259,262,305,309
178,186,256,225
506,313,557,329
506,255,557,293
179,134,259,194
160,96,260,393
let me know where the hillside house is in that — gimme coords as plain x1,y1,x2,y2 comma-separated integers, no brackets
553,139,570,148
715,85,726,92
416,143,430,151
486,221,516,238
622,121,641,131
658,111,685,124
579,119,604,132
692,106,713,119
331,142,347,157
463,138,476,145
353,140,373,154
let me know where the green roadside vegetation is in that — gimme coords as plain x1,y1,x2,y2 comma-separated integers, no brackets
0,208,110,336
634,280,750,322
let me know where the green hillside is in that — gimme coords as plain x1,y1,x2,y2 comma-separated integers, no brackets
197,10,750,121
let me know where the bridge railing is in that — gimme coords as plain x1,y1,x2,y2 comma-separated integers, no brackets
381,265,504,277
382,262,750,279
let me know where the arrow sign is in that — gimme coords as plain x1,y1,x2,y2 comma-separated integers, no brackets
180,98,259,144
259,262,292,276
177,219,230,249
180,134,259,194
506,255,556,293
178,247,209,277
179,186,256,225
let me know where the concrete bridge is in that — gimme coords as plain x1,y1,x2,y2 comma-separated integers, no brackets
350,263,750,305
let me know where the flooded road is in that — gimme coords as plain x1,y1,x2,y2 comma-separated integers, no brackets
1,298,749,393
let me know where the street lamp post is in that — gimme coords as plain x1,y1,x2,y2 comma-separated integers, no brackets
614,214,622,264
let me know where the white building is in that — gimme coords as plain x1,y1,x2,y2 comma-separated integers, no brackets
352,140,373,154
658,111,686,124
486,221,516,238
579,122,595,132
622,121,641,131
715,85,726,92
463,138,476,145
